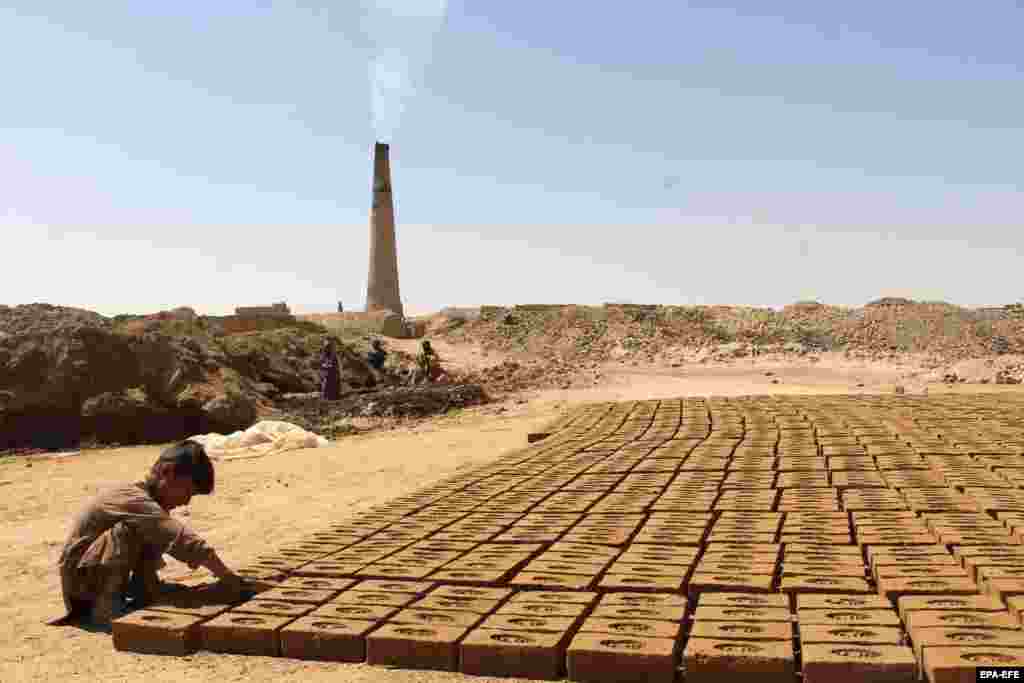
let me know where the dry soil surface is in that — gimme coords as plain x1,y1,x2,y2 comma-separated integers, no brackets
4,362,1023,683
0,398,564,683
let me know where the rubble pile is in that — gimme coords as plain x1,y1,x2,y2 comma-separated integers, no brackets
438,302,1024,366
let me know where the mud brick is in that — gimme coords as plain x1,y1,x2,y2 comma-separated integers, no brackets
502,591,593,607
698,592,789,609
144,588,237,619
277,576,356,594
365,623,468,671
963,557,1024,582
632,529,706,545
781,532,853,544
801,643,917,683
698,561,774,576
941,532,1019,545
781,522,852,533
858,533,940,546
868,545,951,565
690,620,792,641
497,601,589,620
923,646,1024,683
594,573,683,592
707,531,779,543
577,616,680,639
539,552,616,568
253,587,337,605
112,610,205,655
388,608,484,629
785,552,866,566
857,522,932,535
526,559,609,575
409,595,499,614
408,540,480,552
878,577,979,603
799,623,904,645
693,605,793,622
431,585,513,601
199,612,296,656
780,576,873,598
590,602,684,621
618,549,698,566
478,612,579,634
952,545,1024,561
600,592,688,608
798,594,894,611
231,599,314,618
277,616,377,662
309,602,397,621
872,556,961,576
332,590,417,608
562,530,635,546
907,610,1022,631
430,567,514,585
292,561,363,578
842,492,909,510
699,551,778,566
510,571,596,591
783,563,866,578
876,566,971,580
898,594,1006,620
356,563,441,580
831,471,887,488
607,561,692,577
909,626,1024,662
688,572,775,597
547,541,618,556
798,608,902,627
706,542,781,555
683,637,795,683
567,632,678,683
353,579,435,595
458,628,566,679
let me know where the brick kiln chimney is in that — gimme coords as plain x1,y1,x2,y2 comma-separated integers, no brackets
365,142,404,316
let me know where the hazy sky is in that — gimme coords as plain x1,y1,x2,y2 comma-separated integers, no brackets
3,1,1022,317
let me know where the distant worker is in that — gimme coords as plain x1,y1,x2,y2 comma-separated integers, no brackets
412,339,441,385
319,337,342,400
367,339,387,371
51,441,246,627
337,301,344,313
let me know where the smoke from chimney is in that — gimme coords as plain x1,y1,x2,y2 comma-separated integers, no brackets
363,0,449,142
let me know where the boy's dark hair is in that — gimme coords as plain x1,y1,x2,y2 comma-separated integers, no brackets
150,440,215,494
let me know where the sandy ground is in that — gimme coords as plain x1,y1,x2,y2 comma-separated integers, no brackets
4,353,1023,683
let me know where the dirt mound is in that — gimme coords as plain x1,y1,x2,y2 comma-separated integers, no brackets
436,302,1024,367
0,304,384,450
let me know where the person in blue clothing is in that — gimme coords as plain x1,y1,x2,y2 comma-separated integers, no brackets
367,339,387,371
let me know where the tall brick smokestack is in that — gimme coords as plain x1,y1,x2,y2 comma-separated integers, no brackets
365,142,403,316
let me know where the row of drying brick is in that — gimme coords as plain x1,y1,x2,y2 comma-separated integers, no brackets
234,511,1024,602
114,582,1024,683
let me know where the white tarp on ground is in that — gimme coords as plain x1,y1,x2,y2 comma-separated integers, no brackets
187,420,330,461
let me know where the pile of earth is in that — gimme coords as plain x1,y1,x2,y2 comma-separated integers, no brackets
268,384,490,439
435,301,1024,367
0,304,384,450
